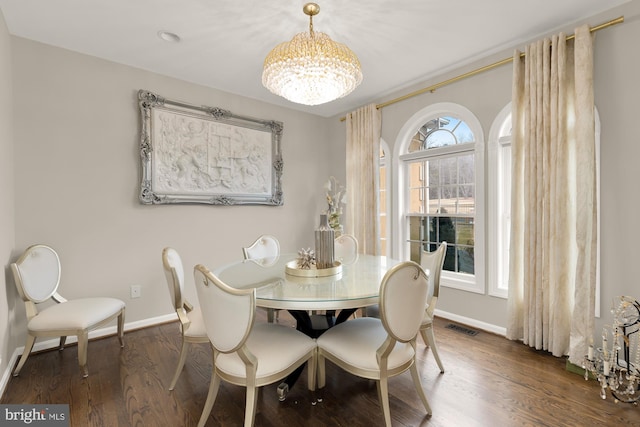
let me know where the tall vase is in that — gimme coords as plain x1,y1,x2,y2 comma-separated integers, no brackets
315,214,335,269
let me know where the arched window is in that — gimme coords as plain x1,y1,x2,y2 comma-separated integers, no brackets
394,103,485,294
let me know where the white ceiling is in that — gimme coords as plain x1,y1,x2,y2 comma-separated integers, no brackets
0,0,629,117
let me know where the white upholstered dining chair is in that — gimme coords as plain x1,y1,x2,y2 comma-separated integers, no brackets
10,244,125,378
316,261,431,426
242,234,281,322
242,234,280,263
366,242,448,373
334,233,358,265
162,247,208,390
315,233,360,328
419,241,447,373
193,264,317,427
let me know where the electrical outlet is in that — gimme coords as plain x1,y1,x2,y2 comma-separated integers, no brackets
130,285,141,299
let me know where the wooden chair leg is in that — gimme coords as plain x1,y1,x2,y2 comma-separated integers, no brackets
420,328,429,347
117,310,125,347
410,363,432,415
12,334,36,376
307,352,317,391
245,386,259,427
424,326,445,373
266,308,280,322
77,331,89,377
317,354,326,389
169,340,190,390
197,370,221,427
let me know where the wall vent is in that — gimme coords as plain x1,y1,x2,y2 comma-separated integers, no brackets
445,323,479,336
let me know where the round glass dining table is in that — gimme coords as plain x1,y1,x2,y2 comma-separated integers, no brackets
213,253,403,311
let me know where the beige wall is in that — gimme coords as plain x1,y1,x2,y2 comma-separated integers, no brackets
0,8,15,382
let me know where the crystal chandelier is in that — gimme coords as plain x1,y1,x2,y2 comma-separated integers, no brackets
262,3,363,106
583,296,640,404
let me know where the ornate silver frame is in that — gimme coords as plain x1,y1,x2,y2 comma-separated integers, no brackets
138,89,283,205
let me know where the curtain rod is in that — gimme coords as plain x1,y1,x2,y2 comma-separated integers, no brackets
339,15,624,122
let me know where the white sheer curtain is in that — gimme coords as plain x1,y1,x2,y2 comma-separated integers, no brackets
345,103,381,255
507,24,597,365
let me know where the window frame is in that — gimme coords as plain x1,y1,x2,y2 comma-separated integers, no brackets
487,103,512,298
379,139,390,257
393,102,485,294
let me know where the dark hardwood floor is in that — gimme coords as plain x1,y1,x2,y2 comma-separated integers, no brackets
2,313,639,426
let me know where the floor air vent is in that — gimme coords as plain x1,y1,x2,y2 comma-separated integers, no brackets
445,323,479,336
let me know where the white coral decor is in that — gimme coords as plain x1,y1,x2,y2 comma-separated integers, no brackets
296,248,315,269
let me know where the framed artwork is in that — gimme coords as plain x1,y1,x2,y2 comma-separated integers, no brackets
137,89,283,205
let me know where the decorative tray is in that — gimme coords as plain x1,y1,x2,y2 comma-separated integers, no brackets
285,260,342,278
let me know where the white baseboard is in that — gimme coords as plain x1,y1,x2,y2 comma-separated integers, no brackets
0,313,177,398
434,309,507,336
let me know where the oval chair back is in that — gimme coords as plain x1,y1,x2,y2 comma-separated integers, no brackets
242,235,281,320
334,234,358,265
242,235,280,261
379,261,429,342
194,264,255,353
12,244,62,303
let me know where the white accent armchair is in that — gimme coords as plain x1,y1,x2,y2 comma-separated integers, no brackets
316,261,432,426
334,234,358,265
242,234,281,322
162,247,208,390
194,264,317,427
242,234,280,264
10,244,125,378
